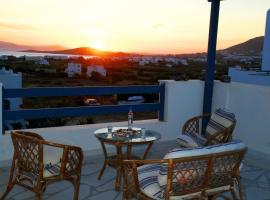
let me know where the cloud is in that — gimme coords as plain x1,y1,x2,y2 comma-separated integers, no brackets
0,22,37,31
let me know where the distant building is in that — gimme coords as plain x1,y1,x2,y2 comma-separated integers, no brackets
229,9,270,86
65,63,82,77
87,65,106,77
45,55,69,60
25,56,43,61
35,58,49,65
0,67,22,110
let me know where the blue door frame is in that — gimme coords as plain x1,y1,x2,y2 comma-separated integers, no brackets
202,0,221,134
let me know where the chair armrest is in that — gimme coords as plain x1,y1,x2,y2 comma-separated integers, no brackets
123,159,168,196
182,114,210,136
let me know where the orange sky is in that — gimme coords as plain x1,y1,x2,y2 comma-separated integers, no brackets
0,0,269,54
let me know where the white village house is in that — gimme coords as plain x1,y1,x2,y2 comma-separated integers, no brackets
65,63,82,77
87,65,106,78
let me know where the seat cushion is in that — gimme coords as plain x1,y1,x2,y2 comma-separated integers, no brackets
205,108,235,138
177,133,206,148
138,164,164,200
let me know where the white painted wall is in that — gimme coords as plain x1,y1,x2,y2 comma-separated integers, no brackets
0,69,22,110
229,68,270,86
0,80,269,165
262,9,270,71
212,81,270,154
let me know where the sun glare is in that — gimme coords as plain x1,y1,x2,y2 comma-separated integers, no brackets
90,40,107,51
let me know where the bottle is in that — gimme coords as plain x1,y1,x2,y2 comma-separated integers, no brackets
128,107,133,130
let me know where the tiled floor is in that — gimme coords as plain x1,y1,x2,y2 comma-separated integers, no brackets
1,141,270,200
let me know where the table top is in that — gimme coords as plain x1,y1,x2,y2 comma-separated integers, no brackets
94,127,161,143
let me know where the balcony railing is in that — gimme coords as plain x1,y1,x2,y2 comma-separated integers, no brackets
2,84,165,133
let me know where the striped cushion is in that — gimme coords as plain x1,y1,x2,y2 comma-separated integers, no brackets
158,140,245,188
138,164,164,200
205,108,235,138
43,145,63,178
177,133,206,148
44,163,61,177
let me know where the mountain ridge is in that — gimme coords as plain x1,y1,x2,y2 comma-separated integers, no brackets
0,41,66,51
0,36,265,56
220,36,264,55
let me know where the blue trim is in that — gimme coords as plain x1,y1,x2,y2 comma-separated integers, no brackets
2,85,165,133
3,85,160,98
4,103,160,120
2,86,4,134
158,83,165,121
202,0,221,135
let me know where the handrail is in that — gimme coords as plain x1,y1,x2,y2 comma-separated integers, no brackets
2,84,165,133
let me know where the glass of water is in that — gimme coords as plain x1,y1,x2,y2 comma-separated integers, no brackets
107,126,113,138
141,128,146,139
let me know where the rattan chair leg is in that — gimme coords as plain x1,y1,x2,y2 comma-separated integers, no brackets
230,186,237,200
0,181,15,200
98,161,107,180
236,175,244,200
73,179,80,200
115,167,122,191
35,192,42,200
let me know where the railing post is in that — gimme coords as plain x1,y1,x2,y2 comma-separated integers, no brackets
159,82,165,121
0,84,4,134
202,0,221,135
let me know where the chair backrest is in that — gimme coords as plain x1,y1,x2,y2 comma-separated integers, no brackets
205,108,236,145
11,131,44,176
160,141,247,197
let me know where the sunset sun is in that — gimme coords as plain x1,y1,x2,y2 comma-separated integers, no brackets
90,40,107,51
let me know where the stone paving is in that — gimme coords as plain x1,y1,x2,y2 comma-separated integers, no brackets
1,141,270,200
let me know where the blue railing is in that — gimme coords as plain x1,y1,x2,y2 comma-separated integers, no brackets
2,84,165,132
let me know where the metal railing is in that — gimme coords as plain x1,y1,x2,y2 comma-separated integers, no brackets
2,84,165,133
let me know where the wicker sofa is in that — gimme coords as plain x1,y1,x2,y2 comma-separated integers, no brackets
123,140,247,200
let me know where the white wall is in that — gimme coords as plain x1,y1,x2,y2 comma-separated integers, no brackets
212,81,270,154
262,9,270,71
0,80,269,165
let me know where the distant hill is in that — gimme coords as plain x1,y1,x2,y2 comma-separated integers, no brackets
0,41,66,51
28,47,130,57
220,36,264,55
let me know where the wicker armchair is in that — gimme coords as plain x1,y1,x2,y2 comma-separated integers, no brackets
1,131,84,200
123,141,247,200
177,108,236,148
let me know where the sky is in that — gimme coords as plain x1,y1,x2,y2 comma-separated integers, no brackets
0,0,269,54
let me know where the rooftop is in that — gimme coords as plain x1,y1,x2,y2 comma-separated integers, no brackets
0,140,269,199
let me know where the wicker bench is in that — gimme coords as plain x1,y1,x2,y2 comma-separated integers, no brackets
123,140,247,200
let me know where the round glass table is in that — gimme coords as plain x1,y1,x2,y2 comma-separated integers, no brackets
94,127,161,191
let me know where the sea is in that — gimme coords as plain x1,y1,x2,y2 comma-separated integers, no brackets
0,50,93,59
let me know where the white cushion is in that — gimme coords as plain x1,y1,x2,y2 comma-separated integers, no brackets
176,135,200,148
138,164,164,200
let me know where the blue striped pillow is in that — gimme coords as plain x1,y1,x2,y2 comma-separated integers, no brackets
205,108,235,138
